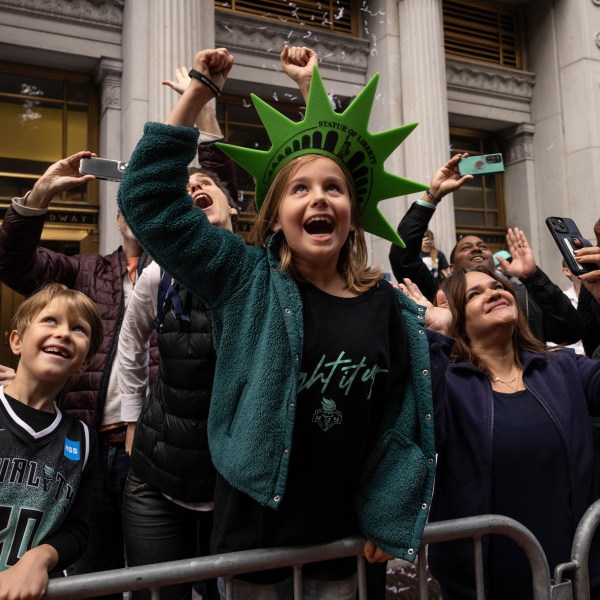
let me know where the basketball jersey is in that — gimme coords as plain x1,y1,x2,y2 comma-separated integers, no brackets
0,388,91,570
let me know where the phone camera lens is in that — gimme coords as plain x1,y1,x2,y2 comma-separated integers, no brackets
552,218,568,233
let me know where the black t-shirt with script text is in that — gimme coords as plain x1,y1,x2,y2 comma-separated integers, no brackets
212,280,408,582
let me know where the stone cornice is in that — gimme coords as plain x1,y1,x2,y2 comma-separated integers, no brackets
446,57,535,101
215,10,370,74
0,0,123,30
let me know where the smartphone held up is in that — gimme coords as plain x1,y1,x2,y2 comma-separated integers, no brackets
545,217,595,275
79,157,128,182
458,153,505,177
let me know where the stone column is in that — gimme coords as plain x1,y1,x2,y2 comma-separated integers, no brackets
501,123,536,246
117,1,216,250
121,0,216,160
94,57,123,254
148,0,215,125
396,0,455,258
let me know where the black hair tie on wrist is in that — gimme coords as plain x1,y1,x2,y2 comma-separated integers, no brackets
188,69,221,97
426,190,441,204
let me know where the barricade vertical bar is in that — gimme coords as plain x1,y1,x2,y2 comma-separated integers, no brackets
473,536,485,600
418,549,429,600
293,565,303,599
356,555,367,599
224,575,234,600
570,499,600,600
149,588,161,600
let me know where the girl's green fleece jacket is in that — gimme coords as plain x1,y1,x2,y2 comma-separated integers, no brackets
117,122,436,561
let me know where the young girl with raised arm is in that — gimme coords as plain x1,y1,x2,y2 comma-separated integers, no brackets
117,47,435,599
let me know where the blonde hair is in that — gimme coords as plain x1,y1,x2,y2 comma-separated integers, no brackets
11,283,104,360
248,155,382,293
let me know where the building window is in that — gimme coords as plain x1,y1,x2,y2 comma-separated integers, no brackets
443,0,522,69
0,62,98,206
450,128,506,242
216,0,356,35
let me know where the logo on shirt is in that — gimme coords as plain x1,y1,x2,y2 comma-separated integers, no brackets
312,398,342,432
64,438,80,461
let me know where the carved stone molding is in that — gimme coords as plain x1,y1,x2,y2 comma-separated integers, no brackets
215,11,370,74
0,0,123,30
500,123,535,165
593,0,600,7
446,57,535,101
95,57,122,113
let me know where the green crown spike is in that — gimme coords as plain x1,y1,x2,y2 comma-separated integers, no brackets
217,67,428,246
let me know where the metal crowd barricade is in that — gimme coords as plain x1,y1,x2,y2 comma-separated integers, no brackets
554,498,600,600
419,515,556,600
44,508,600,599
45,537,368,599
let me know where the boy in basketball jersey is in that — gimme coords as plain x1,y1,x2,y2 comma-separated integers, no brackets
0,283,102,599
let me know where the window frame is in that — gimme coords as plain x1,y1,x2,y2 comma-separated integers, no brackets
216,0,358,36
0,61,99,207
450,126,507,243
443,0,523,69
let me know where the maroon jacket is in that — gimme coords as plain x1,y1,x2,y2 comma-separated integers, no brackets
0,206,158,427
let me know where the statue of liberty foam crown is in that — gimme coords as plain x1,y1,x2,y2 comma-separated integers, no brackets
216,67,428,246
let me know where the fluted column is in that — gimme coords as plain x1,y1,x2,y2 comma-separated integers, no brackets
397,0,455,256
122,0,215,160
148,0,215,124
94,57,123,253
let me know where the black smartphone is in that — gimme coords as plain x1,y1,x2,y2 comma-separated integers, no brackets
79,157,128,182
545,216,595,274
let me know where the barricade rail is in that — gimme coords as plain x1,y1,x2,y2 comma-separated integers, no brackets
45,500,600,600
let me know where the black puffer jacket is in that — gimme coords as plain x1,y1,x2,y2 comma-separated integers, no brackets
130,287,216,502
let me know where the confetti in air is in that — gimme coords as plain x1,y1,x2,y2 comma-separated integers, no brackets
371,34,379,56
19,83,44,125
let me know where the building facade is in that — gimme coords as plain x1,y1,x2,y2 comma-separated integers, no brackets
1,0,600,361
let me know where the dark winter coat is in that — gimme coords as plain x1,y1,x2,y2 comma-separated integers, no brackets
427,330,600,593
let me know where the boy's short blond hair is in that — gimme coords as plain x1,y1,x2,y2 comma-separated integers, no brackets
11,283,104,360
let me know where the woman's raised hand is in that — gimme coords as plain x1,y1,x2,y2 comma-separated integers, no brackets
398,278,452,334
